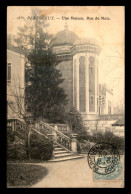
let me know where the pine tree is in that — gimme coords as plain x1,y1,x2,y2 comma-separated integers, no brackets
14,8,68,122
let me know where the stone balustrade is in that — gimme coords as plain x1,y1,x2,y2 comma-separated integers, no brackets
7,119,78,153
50,123,70,134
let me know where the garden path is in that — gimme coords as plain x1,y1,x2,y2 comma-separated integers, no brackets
31,156,123,188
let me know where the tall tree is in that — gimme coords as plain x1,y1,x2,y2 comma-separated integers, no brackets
14,8,68,122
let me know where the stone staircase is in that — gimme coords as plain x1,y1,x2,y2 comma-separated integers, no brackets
49,144,83,162
7,119,84,162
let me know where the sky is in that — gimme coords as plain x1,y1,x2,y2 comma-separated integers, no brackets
7,6,125,107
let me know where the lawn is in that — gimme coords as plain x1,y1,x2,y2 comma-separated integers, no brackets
7,163,48,187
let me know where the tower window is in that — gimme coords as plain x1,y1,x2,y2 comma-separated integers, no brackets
90,96,94,104
7,63,11,83
90,66,94,75
79,56,86,112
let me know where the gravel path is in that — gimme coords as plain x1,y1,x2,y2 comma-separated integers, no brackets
31,156,124,188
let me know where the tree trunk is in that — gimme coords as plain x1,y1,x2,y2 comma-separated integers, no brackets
25,125,31,160
28,129,31,160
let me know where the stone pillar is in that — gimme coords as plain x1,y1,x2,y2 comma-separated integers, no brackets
67,125,70,133
47,125,58,142
95,56,97,114
74,59,79,111
85,53,89,113
71,134,78,153
53,125,58,142
73,57,79,111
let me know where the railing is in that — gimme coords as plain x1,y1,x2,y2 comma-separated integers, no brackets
7,119,76,152
7,119,26,139
33,120,72,151
7,119,17,131
50,124,69,134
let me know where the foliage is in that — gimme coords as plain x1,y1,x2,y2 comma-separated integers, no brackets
7,130,15,143
44,104,68,124
7,131,27,161
7,163,48,187
75,130,124,154
25,63,68,121
64,108,83,131
30,132,53,160
77,141,82,154
81,131,125,153
77,130,89,143
64,107,87,137
13,8,68,121
80,141,95,153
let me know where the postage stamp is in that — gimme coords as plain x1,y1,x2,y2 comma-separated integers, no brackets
93,155,124,181
88,143,124,181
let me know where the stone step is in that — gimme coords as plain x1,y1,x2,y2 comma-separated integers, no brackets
54,153,73,158
54,145,60,148
54,148,65,151
53,150,69,154
49,155,84,162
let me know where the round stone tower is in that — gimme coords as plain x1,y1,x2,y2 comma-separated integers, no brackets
49,25,101,120
73,38,101,120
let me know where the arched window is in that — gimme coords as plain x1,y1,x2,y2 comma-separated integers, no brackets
89,56,95,65
90,66,94,75
79,56,86,112
74,59,77,109
89,56,95,76
91,96,93,104
79,56,85,64
89,56,95,112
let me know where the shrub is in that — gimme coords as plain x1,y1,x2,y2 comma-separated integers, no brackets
91,131,125,153
77,130,88,143
64,107,88,143
30,133,53,161
78,131,124,154
91,131,105,143
77,141,82,153
7,130,15,143
7,142,27,161
7,131,27,161
65,108,85,133
80,141,95,153
104,131,125,154
86,135,94,142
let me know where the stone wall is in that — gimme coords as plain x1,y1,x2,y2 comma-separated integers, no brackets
56,60,73,112
7,49,25,119
84,119,124,137
98,114,123,120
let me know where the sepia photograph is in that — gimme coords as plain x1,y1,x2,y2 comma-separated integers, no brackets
7,6,125,188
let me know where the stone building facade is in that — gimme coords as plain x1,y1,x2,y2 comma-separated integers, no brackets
99,83,114,115
49,25,113,120
7,44,26,120
7,25,114,121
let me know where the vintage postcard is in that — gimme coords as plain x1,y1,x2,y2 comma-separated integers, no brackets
7,6,125,188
